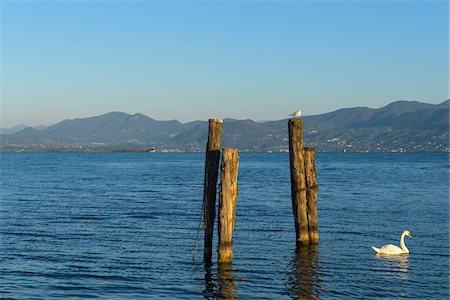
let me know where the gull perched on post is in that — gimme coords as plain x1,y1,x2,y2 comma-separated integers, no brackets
289,110,301,118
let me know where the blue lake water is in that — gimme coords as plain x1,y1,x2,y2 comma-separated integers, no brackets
0,152,448,299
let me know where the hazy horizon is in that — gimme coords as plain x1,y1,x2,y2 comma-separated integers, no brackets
1,0,448,128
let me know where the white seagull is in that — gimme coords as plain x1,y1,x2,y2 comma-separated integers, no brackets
289,110,301,117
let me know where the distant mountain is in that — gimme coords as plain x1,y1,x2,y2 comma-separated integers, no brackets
0,127,55,144
43,111,184,145
173,118,285,151
34,125,50,131
295,100,449,151
173,100,449,152
1,100,448,152
0,124,50,135
0,124,29,135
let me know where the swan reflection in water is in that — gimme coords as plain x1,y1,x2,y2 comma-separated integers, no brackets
203,262,239,299
285,244,321,299
373,254,410,280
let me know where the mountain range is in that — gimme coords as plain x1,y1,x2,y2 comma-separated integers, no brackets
1,100,448,152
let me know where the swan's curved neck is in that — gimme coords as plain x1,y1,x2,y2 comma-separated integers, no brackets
400,232,409,253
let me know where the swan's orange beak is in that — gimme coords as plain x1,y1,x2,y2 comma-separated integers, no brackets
407,232,412,238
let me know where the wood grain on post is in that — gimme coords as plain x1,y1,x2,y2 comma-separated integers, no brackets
203,119,223,263
288,119,310,246
304,147,319,244
218,148,239,263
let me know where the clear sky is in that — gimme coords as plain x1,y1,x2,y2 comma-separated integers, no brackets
1,0,448,127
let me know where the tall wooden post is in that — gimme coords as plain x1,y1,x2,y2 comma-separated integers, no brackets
218,148,239,263
203,119,223,263
304,147,319,244
288,119,310,245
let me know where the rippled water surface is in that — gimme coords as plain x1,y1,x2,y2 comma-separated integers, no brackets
1,152,448,299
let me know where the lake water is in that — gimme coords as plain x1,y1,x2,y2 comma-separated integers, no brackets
0,152,448,299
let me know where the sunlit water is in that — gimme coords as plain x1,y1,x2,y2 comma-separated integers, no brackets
0,152,448,299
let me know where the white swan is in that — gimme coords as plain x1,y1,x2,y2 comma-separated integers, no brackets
371,231,412,255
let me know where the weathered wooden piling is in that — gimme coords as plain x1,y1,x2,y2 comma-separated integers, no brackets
203,119,223,263
304,147,319,244
288,119,310,245
218,148,239,263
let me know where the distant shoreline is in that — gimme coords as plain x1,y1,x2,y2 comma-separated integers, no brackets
1,147,448,154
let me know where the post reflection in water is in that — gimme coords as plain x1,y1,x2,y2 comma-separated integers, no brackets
285,245,321,299
202,263,239,299
202,264,216,299
217,262,238,299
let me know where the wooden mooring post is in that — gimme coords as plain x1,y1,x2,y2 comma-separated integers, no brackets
288,119,309,245
288,119,319,246
203,119,223,263
305,147,319,244
218,148,239,263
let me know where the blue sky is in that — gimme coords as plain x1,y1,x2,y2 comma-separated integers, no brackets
1,0,448,127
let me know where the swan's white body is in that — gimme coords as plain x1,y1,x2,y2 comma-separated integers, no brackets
371,231,412,255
